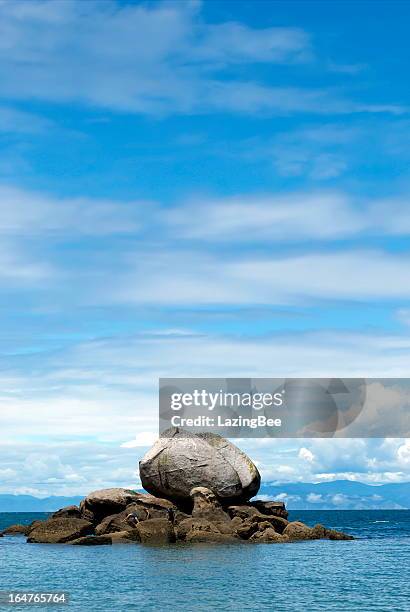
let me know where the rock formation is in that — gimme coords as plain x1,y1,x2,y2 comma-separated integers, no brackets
139,428,261,507
2,431,354,546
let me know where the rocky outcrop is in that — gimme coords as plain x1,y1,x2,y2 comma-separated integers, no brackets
94,493,178,535
27,518,94,544
139,428,260,507
21,432,355,547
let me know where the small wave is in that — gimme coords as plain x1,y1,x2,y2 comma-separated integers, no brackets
372,520,389,523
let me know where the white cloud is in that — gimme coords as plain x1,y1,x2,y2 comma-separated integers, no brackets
120,248,410,306
0,0,404,117
121,431,158,449
306,492,322,503
299,447,315,463
397,440,410,466
331,493,348,506
165,192,363,241
0,184,147,235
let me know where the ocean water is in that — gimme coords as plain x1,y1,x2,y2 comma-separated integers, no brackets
0,510,409,611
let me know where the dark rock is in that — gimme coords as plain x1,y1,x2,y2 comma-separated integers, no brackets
95,510,135,536
311,523,327,539
326,528,354,541
236,518,260,540
228,505,288,534
250,528,288,543
27,518,94,544
250,500,288,519
136,518,176,544
51,505,81,519
70,535,112,546
139,428,260,507
173,510,191,526
95,495,178,535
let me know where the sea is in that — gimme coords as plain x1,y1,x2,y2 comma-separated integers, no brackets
0,510,409,612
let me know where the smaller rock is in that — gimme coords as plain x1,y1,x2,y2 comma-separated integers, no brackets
250,528,287,543
250,500,288,519
311,524,327,539
27,518,94,544
283,521,315,541
326,528,354,541
228,506,288,534
1,524,31,536
236,519,259,540
136,518,176,544
79,488,140,524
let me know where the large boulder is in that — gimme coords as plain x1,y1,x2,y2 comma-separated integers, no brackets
79,488,140,523
27,518,94,544
139,428,260,506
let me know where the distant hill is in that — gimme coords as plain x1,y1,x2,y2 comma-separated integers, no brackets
0,481,409,512
0,495,83,512
258,480,410,510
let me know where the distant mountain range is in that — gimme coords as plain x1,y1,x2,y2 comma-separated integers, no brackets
259,480,410,510
0,481,409,512
0,495,83,513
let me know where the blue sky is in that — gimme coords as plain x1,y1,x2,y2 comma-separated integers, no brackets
0,0,410,498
